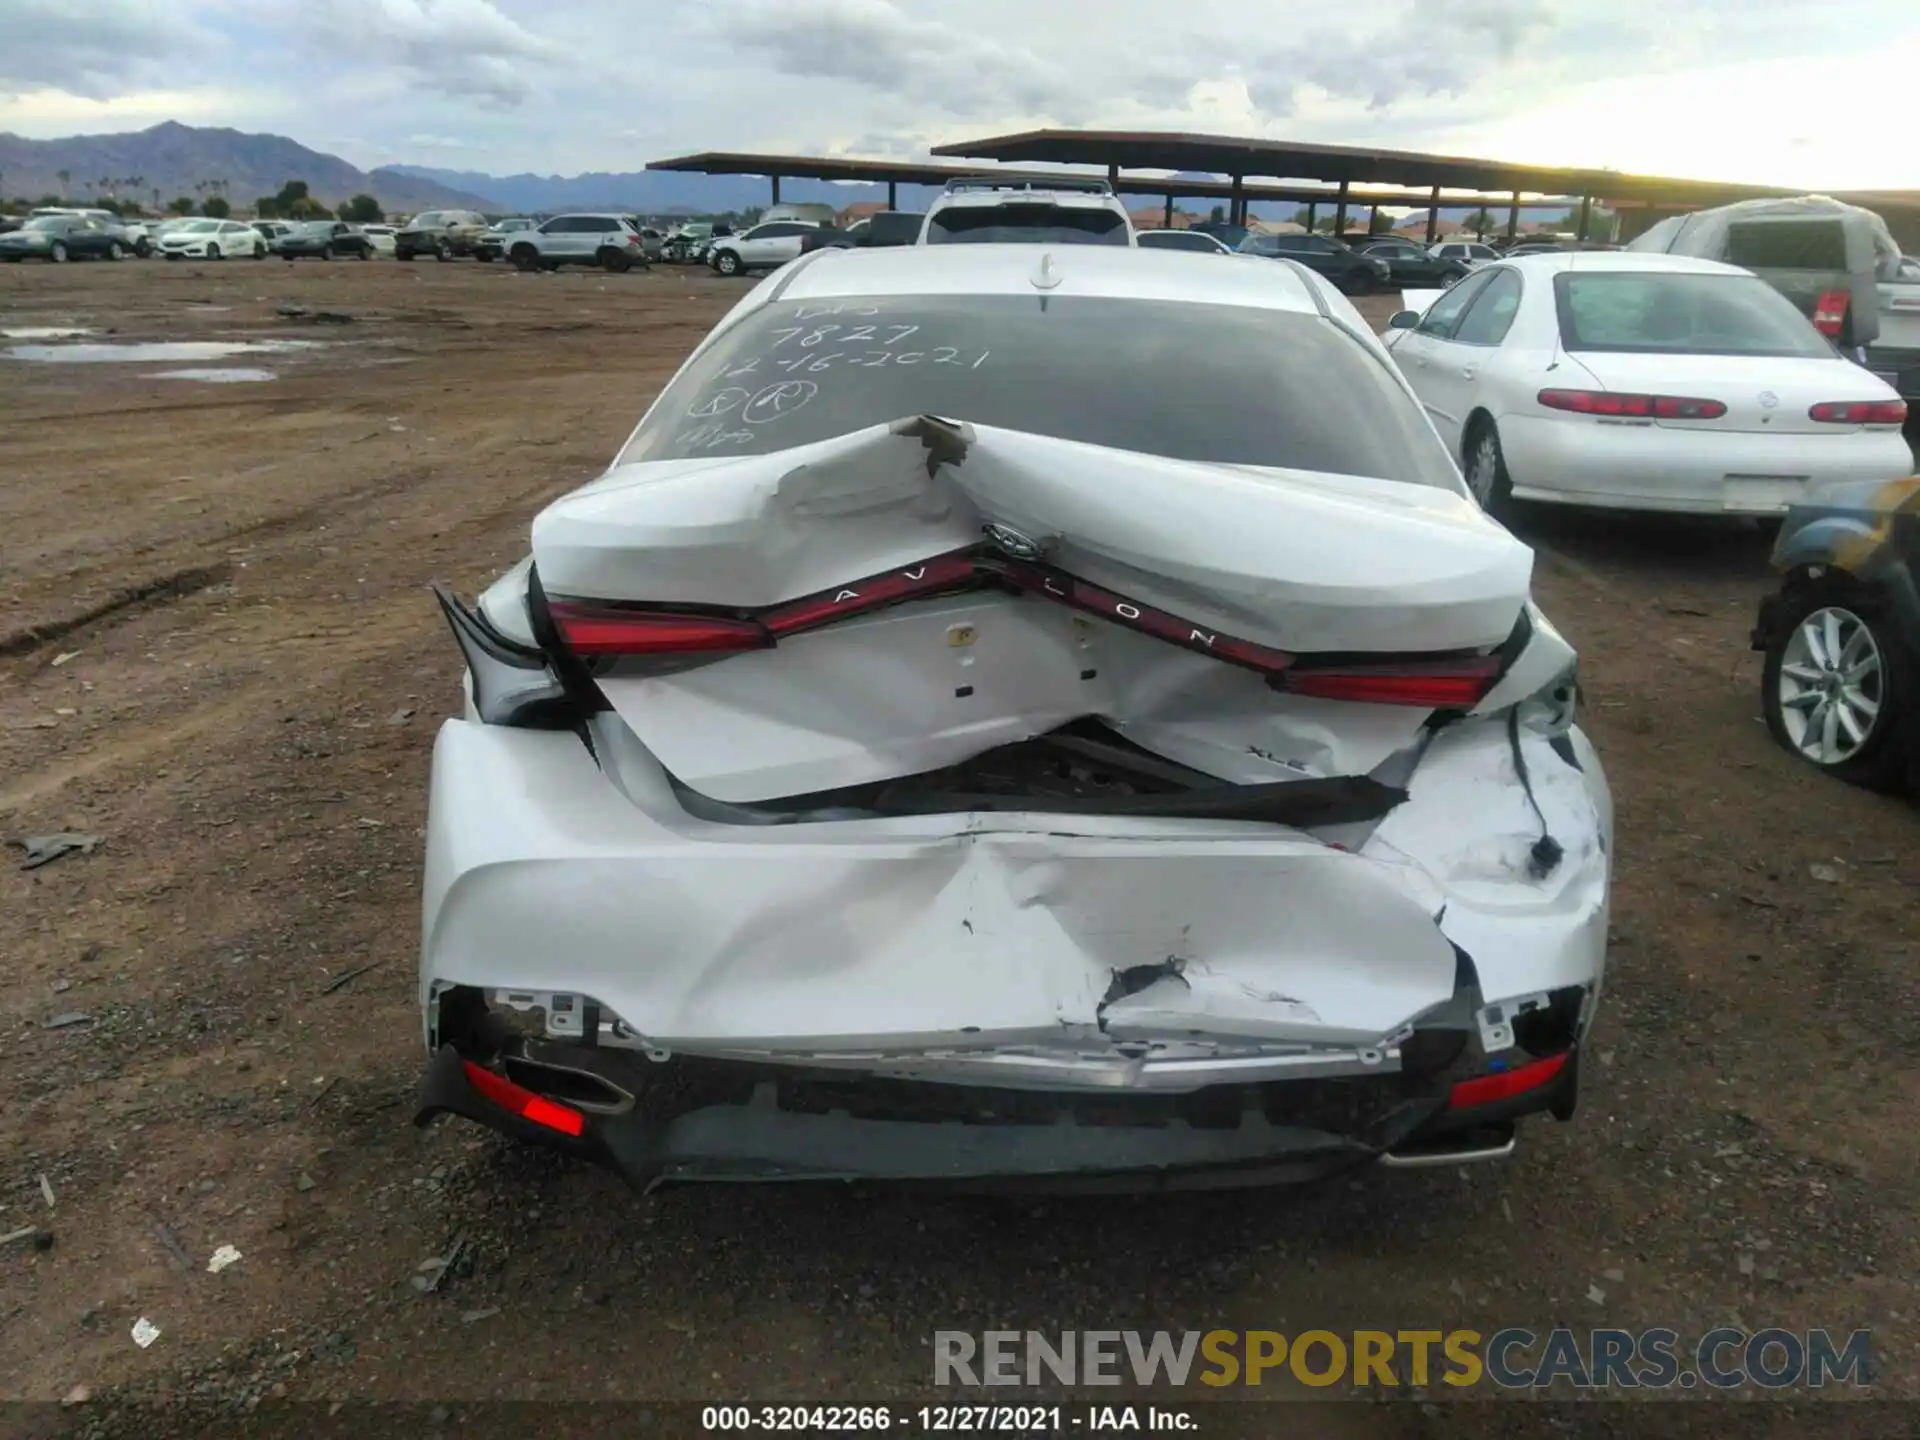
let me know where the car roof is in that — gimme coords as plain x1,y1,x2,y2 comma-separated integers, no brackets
775,244,1325,313
930,189,1124,212
1496,251,1756,277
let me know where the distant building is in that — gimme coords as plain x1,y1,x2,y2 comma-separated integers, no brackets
836,200,888,227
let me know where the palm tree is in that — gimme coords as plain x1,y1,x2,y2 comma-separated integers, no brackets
56,169,71,199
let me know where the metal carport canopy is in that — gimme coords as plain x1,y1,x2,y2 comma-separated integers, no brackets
644,151,1555,212
928,130,1815,209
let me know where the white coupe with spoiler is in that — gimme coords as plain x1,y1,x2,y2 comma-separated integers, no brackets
414,243,1613,1191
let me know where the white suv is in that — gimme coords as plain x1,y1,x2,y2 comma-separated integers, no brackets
504,214,651,273
918,177,1135,246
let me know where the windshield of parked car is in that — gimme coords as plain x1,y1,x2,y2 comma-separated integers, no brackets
22,217,70,232
619,295,1457,487
1139,231,1223,252
1554,272,1835,357
924,205,1129,246
172,220,219,233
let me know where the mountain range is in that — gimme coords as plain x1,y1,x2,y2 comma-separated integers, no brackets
0,123,1572,225
0,122,495,212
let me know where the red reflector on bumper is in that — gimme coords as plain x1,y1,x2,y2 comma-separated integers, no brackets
1447,1051,1569,1111
462,1060,586,1137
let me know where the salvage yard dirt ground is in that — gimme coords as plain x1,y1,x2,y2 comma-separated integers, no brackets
1,259,1916,1437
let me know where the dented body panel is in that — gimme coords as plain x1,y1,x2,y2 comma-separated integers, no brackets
417,244,1613,1185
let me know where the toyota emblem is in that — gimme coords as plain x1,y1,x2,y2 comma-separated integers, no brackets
982,523,1045,560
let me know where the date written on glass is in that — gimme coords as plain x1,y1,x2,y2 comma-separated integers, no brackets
746,345,992,377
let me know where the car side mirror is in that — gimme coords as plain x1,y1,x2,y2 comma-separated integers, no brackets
1388,310,1421,330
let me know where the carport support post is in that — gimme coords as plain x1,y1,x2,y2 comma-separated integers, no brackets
1505,190,1521,241
1576,194,1592,242
770,175,781,205
1306,202,1317,233
888,181,897,209
1425,185,1441,244
1333,180,1350,238
1163,193,1174,227
1229,175,1244,227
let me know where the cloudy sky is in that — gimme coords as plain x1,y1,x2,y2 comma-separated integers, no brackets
2,0,1917,189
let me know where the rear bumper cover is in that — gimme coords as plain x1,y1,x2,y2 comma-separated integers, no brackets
414,1041,1580,1190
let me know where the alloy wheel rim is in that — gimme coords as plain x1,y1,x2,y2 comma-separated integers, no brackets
1468,434,1498,504
1777,606,1883,764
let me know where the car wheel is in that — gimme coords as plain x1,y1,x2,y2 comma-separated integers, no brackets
358,244,371,260
321,248,333,261
714,249,742,277
107,240,125,260
435,241,451,262
600,249,632,273
134,240,152,258
474,250,493,263
50,241,69,263
400,250,417,262
208,243,223,261
510,245,540,272
1463,419,1514,514
1763,582,1910,790
1338,268,1370,295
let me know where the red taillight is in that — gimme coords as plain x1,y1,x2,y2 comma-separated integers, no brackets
1812,288,1850,337
462,1060,586,1137
545,601,769,657
1809,399,1908,425
1538,389,1726,420
1448,1051,1569,1111
1281,657,1503,708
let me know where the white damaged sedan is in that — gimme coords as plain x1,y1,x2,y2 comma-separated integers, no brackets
415,243,1613,1190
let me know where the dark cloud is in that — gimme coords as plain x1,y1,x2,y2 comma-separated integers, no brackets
0,0,186,98
1236,0,1556,115
307,0,570,107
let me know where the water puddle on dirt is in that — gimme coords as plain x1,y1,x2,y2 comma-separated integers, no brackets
152,367,279,384
3,340,320,364
1,326,94,340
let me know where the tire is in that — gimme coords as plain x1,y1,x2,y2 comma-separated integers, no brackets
600,249,632,273
107,241,125,261
475,250,493,263
434,241,450,262
1463,418,1514,515
400,251,417,262
713,248,742,277
321,248,333,261
510,245,540,272
357,244,371,260
208,243,222,261
134,240,151,258
1762,580,1911,791
50,241,69,263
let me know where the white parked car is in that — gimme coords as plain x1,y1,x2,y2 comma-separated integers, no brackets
1137,229,1232,254
157,219,268,261
1383,252,1912,516
919,176,1135,246
361,224,397,255
706,220,821,277
414,244,1613,1189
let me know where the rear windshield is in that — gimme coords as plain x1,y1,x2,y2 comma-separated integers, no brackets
1725,219,1847,272
926,205,1129,246
619,295,1458,488
866,213,923,244
1553,272,1832,357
